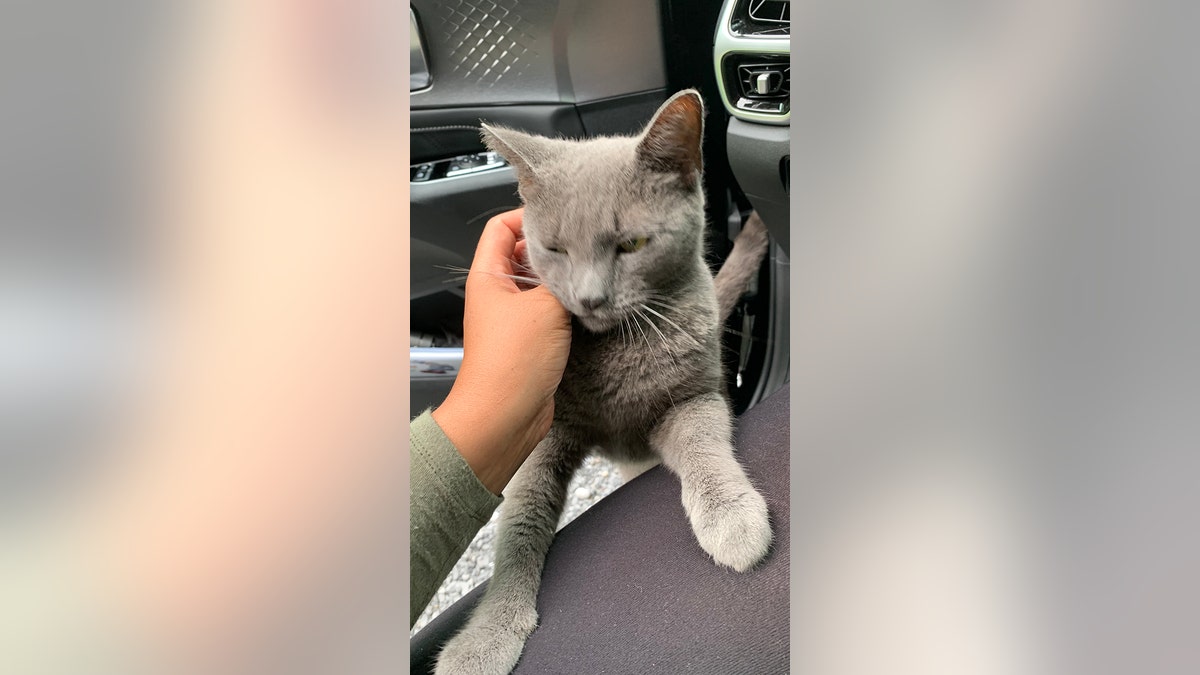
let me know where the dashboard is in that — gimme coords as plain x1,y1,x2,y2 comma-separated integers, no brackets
714,0,792,253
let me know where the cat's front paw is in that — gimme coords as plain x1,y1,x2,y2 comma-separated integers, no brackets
434,605,538,675
687,486,771,572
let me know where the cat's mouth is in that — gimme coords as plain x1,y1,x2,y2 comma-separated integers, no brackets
575,310,618,333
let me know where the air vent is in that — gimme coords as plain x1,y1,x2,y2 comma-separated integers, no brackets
738,63,790,99
731,0,790,37
715,0,790,124
723,56,790,117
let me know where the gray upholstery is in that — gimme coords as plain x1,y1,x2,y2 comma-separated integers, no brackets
411,385,790,674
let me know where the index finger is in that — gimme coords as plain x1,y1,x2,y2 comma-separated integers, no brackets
470,209,526,290
491,208,526,240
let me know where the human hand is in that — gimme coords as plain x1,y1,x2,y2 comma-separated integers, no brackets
432,209,572,495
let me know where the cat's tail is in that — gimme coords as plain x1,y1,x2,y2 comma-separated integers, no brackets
714,211,771,322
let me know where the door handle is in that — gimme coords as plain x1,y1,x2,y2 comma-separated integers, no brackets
410,8,431,91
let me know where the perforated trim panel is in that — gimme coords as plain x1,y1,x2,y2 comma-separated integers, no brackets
439,0,539,86
410,0,665,109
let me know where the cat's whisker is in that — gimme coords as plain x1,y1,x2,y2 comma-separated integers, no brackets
638,299,752,354
629,309,653,355
642,296,695,315
640,303,702,348
438,264,471,284
635,307,676,361
643,295,767,346
631,309,677,409
636,308,682,367
480,272,545,286
722,326,772,346
719,341,744,358
642,299,700,320
492,272,544,286
642,294,765,346
641,294,673,304
434,264,543,287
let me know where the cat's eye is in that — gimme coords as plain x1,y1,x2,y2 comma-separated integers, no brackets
618,237,649,254
546,246,566,254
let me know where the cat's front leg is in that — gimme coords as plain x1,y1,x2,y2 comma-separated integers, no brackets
435,428,584,675
650,393,772,572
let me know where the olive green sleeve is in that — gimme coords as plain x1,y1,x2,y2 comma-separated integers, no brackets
409,411,503,627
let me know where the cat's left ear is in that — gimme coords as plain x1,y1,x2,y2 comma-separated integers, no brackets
481,123,554,199
637,89,705,190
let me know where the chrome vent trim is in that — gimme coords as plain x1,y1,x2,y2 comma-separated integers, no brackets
731,0,791,38
747,0,789,26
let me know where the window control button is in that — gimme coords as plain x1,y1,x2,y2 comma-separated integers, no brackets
411,164,434,182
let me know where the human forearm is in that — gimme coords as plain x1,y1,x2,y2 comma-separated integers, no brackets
409,412,503,625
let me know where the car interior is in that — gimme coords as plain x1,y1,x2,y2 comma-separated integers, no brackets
409,0,791,420
409,0,792,669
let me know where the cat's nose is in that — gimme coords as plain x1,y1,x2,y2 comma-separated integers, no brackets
579,295,609,311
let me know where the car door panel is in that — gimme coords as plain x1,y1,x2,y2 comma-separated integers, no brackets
410,166,521,300
410,104,584,163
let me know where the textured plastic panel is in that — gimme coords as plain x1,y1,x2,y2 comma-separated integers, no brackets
410,0,666,108
411,0,563,107
564,0,666,102
726,118,790,252
436,0,542,85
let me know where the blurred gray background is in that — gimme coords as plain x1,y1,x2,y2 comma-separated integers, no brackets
0,2,167,507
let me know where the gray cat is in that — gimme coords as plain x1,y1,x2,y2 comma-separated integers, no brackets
434,90,772,675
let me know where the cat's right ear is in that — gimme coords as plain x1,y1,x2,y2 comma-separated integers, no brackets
637,89,705,191
481,124,548,199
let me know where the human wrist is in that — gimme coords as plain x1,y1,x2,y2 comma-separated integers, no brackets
432,391,528,495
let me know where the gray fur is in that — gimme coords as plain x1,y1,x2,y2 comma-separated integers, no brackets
715,211,770,320
435,90,771,675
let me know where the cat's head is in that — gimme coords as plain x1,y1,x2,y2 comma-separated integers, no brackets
481,90,707,333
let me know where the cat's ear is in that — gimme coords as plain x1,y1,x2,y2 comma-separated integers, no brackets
637,89,705,190
481,123,552,198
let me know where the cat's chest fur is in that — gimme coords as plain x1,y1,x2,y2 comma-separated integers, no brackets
551,283,724,459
